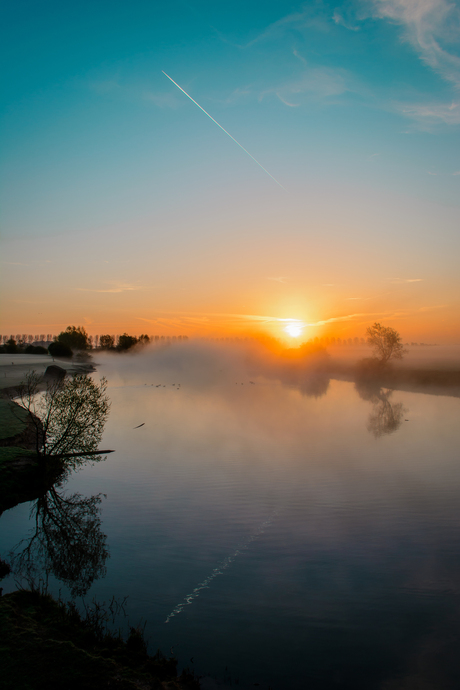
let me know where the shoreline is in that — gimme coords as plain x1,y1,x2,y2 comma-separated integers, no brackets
0,356,97,514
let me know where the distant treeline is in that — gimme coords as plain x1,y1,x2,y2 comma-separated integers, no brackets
0,331,437,353
0,328,189,357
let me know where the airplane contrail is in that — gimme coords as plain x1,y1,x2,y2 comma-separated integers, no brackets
162,71,286,190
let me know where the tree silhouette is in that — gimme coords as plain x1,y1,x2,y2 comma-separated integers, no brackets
116,333,138,351
366,323,406,367
14,372,111,469
99,334,115,350
55,326,90,351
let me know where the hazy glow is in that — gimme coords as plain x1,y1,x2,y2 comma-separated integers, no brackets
285,323,303,338
1,2,460,341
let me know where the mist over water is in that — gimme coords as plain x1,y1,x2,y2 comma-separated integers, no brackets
2,341,460,689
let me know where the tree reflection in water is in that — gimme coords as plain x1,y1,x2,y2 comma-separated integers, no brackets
8,371,112,597
298,371,330,399
355,380,406,438
12,486,108,597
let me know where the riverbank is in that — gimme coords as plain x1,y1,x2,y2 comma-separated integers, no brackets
0,395,43,514
0,589,199,690
0,354,99,513
0,353,93,391
328,360,460,398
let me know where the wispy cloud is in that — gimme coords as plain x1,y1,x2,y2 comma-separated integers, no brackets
88,74,181,110
216,87,252,106
417,303,447,311
267,276,289,283
76,282,144,294
292,48,307,65
391,277,424,283
88,78,121,94
332,10,360,31
143,90,180,109
243,8,331,49
1,261,29,266
310,312,376,326
369,0,460,87
139,309,387,331
260,66,355,107
394,99,460,127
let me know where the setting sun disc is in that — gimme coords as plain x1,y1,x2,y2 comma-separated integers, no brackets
285,324,303,337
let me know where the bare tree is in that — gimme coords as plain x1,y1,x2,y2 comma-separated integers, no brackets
366,323,406,366
13,372,111,468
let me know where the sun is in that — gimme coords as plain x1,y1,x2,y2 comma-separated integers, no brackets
284,323,303,338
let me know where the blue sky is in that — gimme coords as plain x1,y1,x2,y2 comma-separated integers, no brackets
1,0,459,340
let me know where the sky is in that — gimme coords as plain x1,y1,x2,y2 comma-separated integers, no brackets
1,0,459,342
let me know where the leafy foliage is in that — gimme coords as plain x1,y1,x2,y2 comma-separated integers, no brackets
5,338,18,354
25,345,48,355
99,334,114,350
366,322,406,366
56,326,90,351
116,333,138,351
48,341,73,358
14,372,111,468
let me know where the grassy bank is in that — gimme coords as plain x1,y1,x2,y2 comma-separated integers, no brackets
0,355,97,513
0,395,43,514
0,589,199,690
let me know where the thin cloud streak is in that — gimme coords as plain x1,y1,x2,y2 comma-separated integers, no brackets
1,261,29,266
391,278,424,283
76,283,144,294
267,276,289,283
138,309,399,331
162,71,286,190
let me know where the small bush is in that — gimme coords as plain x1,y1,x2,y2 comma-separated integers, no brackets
25,345,48,355
48,341,73,358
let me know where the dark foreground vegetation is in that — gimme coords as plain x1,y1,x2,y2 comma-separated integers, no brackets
0,589,199,690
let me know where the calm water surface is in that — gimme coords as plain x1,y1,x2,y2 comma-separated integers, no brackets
2,348,460,689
